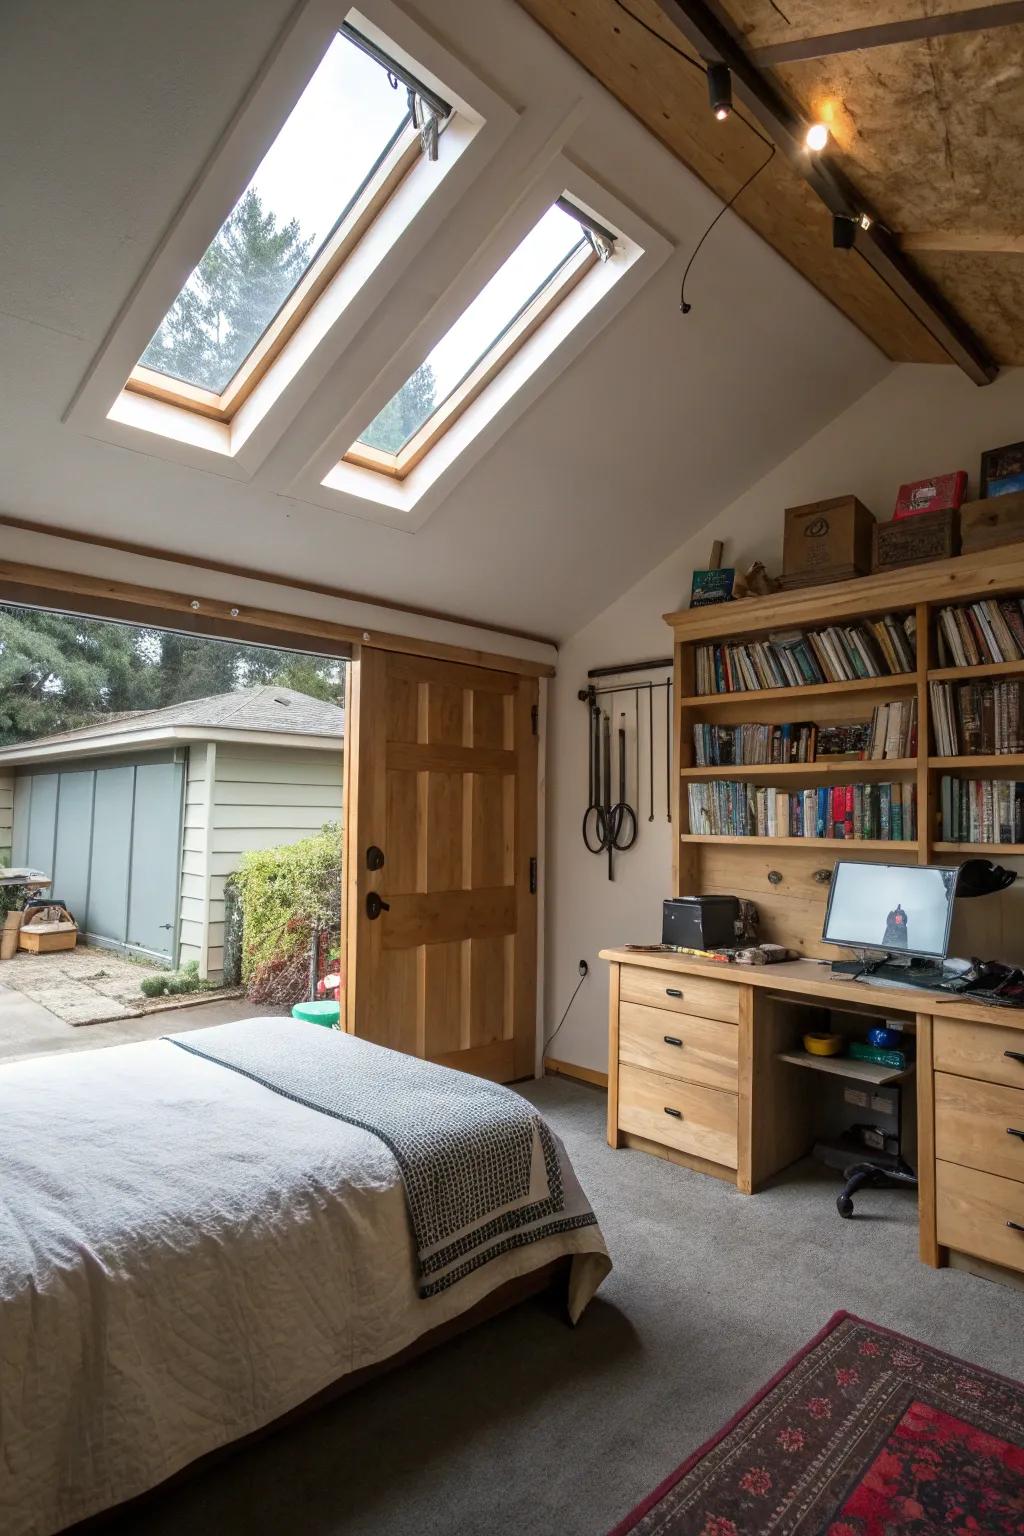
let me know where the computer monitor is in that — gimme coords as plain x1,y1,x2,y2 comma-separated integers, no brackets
822,861,959,961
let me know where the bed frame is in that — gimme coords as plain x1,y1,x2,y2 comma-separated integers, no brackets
65,1257,571,1532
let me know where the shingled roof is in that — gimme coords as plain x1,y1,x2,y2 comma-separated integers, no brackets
0,686,344,755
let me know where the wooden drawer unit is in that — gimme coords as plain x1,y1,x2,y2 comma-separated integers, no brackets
934,1072,1024,1184
933,1017,1024,1091
619,1000,738,1092
936,1159,1024,1275
619,964,739,1024
617,1064,738,1169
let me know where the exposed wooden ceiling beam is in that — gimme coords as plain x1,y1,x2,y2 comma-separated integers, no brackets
751,3,1024,67
901,231,1024,255
649,0,998,385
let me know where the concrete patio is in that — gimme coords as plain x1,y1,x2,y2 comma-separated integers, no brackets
0,982,279,1067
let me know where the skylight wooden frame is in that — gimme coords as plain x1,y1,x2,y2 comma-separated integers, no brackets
125,122,425,426
343,234,598,480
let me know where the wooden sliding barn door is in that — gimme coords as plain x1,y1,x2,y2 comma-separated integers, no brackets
344,648,539,1082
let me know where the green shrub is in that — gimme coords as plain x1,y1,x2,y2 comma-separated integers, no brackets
234,823,341,987
140,959,213,999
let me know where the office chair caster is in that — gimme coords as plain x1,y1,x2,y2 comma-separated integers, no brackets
836,1160,917,1218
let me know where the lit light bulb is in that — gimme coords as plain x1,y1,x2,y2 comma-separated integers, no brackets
805,122,829,152
859,212,872,231
714,105,729,121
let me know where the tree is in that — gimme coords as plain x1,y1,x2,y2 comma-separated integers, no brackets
0,607,344,747
358,361,437,454
141,188,314,390
0,608,158,745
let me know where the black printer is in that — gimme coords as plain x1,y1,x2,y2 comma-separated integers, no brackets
662,895,739,951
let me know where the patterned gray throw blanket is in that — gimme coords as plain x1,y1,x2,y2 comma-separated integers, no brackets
165,1019,596,1296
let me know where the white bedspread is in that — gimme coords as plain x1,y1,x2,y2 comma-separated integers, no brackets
0,1028,610,1536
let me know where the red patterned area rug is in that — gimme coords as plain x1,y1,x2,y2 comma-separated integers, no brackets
609,1311,1023,1536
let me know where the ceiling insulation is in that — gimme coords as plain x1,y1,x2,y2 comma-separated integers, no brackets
517,0,1024,365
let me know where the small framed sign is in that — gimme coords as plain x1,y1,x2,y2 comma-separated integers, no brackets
980,440,1024,499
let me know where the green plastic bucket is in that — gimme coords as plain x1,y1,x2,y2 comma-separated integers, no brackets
291,1000,340,1028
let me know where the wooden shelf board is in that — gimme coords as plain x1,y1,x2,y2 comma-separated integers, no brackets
681,673,918,710
681,759,917,780
933,841,1024,854
929,658,1024,683
929,755,1024,771
679,834,918,849
777,1050,910,1085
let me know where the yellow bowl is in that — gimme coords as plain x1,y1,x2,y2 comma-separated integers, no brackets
803,1031,844,1056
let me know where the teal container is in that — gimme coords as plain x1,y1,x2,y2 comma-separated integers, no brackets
291,1000,340,1028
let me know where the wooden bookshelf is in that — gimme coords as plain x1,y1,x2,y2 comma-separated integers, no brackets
929,754,1024,771
664,543,1024,960
681,759,916,780
928,658,1024,684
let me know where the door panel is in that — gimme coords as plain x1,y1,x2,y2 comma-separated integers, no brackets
345,648,538,1082
88,766,135,944
127,760,184,960
51,770,96,922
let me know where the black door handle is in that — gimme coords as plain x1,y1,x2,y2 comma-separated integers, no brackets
1007,1221,1024,1233
1008,1128,1024,1142
366,845,385,871
663,1035,683,1048
666,987,683,998
664,1106,683,1119
1004,1051,1024,1064
365,892,390,920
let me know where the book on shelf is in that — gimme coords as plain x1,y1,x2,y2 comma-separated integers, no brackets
692,721,816,766
929,679,1022,756
692,703,916,765
934,597,1024,668
686,780,916,840
694,613,915,695
938,775,1024,843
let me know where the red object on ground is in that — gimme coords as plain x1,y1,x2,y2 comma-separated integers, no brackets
607,1311,1023,1535
893,470,967,519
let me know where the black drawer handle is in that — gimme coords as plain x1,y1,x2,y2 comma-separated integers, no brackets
663,1035,683,1048
1007,1221,1024,1233
666,987,683,998
1005,1051,1024,1064
664,1106,683,1119
1008,1128,1024,1142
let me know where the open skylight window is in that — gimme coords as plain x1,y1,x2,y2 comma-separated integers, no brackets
128,25,450,421
343,199,610,479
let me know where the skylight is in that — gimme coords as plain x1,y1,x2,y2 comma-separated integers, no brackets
133,29,430,404
347,202,599,475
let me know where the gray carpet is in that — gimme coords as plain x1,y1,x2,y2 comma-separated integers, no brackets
105,1077,1023,1536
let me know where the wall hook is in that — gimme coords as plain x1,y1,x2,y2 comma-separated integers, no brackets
813,867,833,884
767,869,783,885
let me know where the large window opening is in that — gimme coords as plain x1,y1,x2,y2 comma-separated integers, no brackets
343,197,611,480
126,25,452,423
0,604,348,1054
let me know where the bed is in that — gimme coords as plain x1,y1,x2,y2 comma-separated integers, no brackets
0,1018,610,1536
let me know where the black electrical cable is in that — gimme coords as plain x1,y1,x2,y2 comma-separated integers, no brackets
610,0,780,314
611,0,706,75
679,140,776,312
543,967,589,1055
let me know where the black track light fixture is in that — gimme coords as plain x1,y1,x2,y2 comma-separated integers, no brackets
707,63,732,121
832,213,857,250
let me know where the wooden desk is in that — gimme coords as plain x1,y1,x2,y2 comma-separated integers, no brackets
601,948,1024,1277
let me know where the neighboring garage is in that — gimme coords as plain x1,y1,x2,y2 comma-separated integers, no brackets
0,686,344,975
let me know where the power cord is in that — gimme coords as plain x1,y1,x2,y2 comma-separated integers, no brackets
610,0,780,313
543,959,589,1056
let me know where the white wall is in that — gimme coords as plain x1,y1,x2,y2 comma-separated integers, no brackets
545,363,1024,1074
